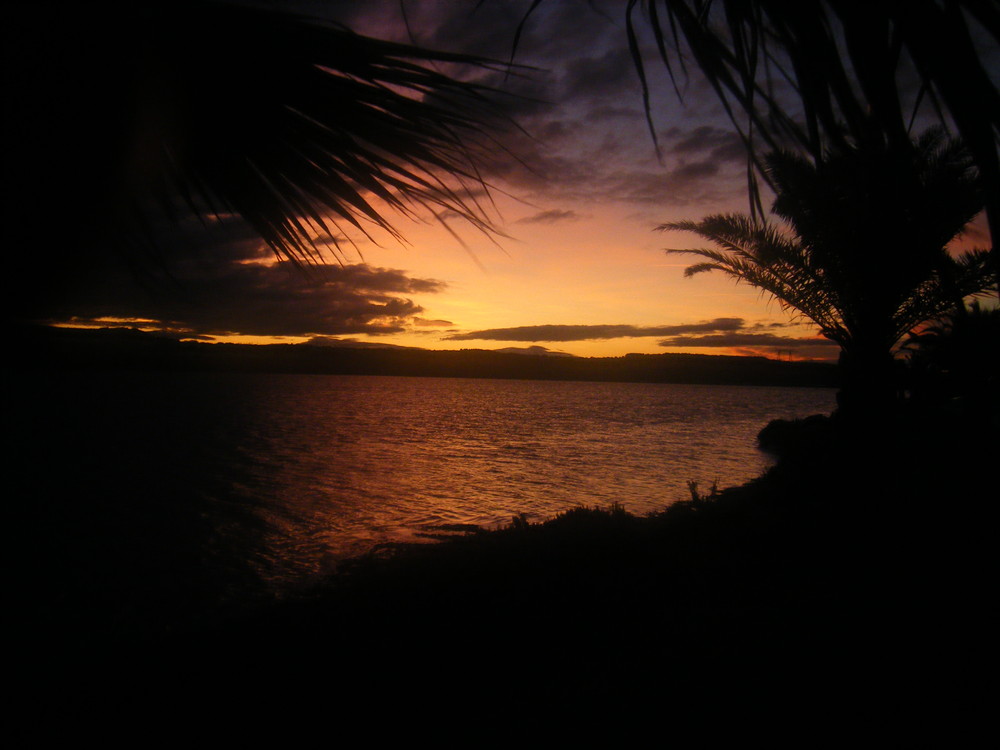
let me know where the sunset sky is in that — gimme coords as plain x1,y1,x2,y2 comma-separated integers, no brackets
45,0,991,362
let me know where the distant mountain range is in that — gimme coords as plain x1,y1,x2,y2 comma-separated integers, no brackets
13,325,839,388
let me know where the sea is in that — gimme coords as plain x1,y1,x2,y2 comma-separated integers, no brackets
11,371,836,633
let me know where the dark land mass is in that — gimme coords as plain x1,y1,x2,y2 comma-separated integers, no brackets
13,324,838,387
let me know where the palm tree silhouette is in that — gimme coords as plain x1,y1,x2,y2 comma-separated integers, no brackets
662,129,995,417
4,2,515,321
625,0,1000,290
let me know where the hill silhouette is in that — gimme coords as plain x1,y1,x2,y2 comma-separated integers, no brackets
14,324,837,388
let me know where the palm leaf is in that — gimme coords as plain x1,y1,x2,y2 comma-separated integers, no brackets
5,1,523,280
660,130,994,360
661,215,846,340
626,0,1000,286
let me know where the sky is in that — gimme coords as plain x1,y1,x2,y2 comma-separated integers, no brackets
41,0,992,362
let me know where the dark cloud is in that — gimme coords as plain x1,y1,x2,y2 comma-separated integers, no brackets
135,210,273,264
515,209,582,225
445,318,744,342
667,125,745,164
53,262,447,338
468,67,559,122
708,139,750,165
412,317,455,327
672,160,720,181
407,2,533,60
350,2,663,206
588,105,642,121
560,45,641,103
535,119,572,142
411,0,623,78
486,138,589,191
496,142,736,205
604,162,736,206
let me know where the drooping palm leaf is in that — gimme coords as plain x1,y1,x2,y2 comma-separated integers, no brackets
661,131,995,365
4,0,520,317
661,214,848,343
626,0,1000,287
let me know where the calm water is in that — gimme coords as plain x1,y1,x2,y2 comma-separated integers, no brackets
14,372,835,623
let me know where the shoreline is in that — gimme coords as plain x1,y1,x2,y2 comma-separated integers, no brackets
15,375,995,727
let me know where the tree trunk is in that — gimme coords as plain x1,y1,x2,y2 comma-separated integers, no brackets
835,346,901,424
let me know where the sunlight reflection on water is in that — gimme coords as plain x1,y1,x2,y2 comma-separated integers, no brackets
16,371,836,603
197,375,836,588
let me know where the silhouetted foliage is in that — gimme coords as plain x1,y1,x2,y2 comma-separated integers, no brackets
903,300,1000,426
625,0,1000,289
662,128,994,416
4,1,516,320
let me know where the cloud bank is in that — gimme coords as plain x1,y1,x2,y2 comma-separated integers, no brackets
444,318,746,342
444,318,838,360
56,258,447,339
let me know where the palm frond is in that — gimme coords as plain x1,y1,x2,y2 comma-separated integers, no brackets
630,0,1000,281
891,248,998,342
661,131,991,361
664,227,845,340
6,1,524,273
659,214,798,260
